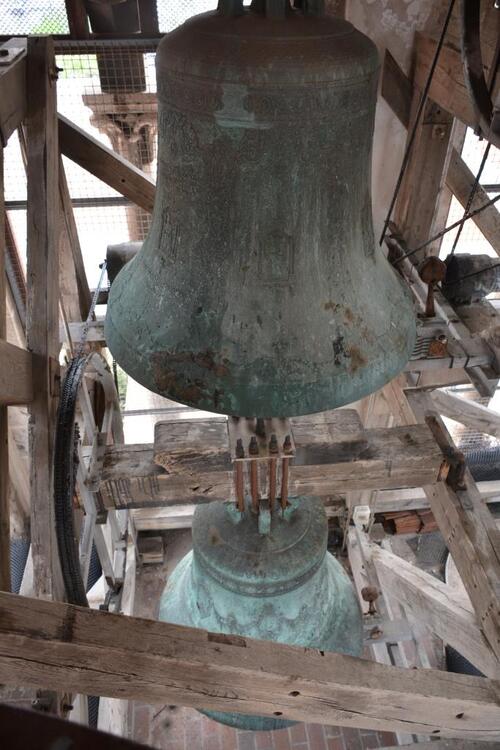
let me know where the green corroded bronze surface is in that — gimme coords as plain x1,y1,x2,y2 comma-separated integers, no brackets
105,8,416,417
159,497,363,731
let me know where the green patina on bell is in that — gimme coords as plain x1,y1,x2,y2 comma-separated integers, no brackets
159,497,363,731
105,2,416,418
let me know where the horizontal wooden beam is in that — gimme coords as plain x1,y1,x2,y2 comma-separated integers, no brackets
431,389,500,439
372,546,499,679
373,480,500,513
0,340,33,405
58,115,155,213
1,591,500,739
98,416,445,508
131,496,344,531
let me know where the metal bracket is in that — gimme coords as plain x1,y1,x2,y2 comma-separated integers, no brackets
425,415,467,491
227,417,295,523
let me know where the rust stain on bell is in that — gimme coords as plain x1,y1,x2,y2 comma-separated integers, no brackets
105,1,416,416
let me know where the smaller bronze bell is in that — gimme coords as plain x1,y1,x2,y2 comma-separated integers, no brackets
159,496,363,731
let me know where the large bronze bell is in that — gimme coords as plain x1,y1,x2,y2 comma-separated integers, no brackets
106,0,416,417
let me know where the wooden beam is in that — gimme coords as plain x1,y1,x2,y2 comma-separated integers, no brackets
97,418,445,509
446,148,500,257
430,389,500,439
58,114,155,214
0,39,26,147
0,147,9,592
372,545,499,679
394,386,500,662
58,157,91,321
381,49,411,129
26,37,62,600
1,592,500,739
0,340,33,405
414,33,500,134
64,0,89,38
373,480,500,513
393,90,453,258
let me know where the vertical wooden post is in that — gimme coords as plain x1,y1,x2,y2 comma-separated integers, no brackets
26,37,62,600
0,148,11,592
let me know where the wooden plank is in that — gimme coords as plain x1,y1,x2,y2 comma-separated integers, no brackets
0,592,500,739
0,147,10,591
0,39,26,147
381,49,411,129
26,37,62,600
372,546,498,679
58,114,155,214
58,158,91,320
132,498,342,531
431,389,500,439
446,148,500,257
414,33,500,134
0,340,33,405
373,481,500,513
399,388,500,662
393,91,454,258
64,0,89,38
98,420,444,509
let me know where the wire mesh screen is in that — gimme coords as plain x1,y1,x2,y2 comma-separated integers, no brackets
1,0,69,35
4,40,161,289
0,0,217,36
440,130,500,258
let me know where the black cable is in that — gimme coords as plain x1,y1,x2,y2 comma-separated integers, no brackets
391,193,500,265
442,261,500,287
450,142,491,255
379,0,457,246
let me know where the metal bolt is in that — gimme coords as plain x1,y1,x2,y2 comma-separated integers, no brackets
283,434,292,453
269,433,279,454
361,585,379,616
235,438,244,459
249,436,259,455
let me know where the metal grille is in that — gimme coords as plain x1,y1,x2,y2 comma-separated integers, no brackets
0,0,217,36
4,40,159,289
1,0,69,35
443,385,499,452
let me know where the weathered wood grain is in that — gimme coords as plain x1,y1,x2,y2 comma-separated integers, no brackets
402,389,500,662
58,114,155,213
0,591,499,739
98,416,445,509
0,340,33,405
0,39,26,147
414,34,500,135
26,37,62,599
372,546,499,679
